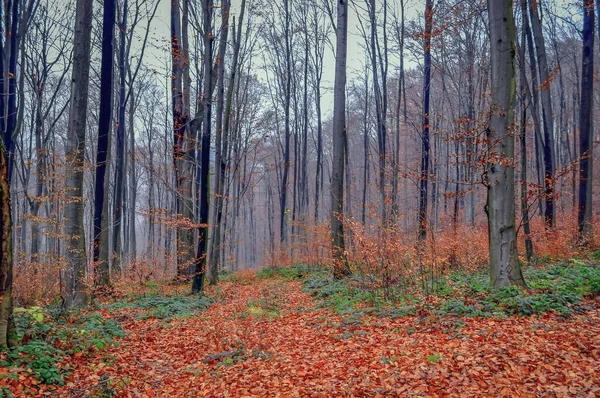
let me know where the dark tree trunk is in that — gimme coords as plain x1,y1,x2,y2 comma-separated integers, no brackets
192,0,213,294
112,0,128,273
93,0,116,290
208,0,231,285
577,0,594,239
418,0,433,242
172,0,194,279
519,0,534,264
529,0,555,228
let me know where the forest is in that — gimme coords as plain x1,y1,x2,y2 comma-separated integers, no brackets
0,0,599,395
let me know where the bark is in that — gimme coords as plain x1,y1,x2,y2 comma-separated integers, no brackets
529,0,555,227
112,0,128,273
93,0,116,290
191,0,213,294
0,0,20,348
172,0,194,279
208,0,231,285
331,0,350,278
0,140,16,348
64,0,94,308
486,0,526,288
418,0,433,242
280,0,292,245
577,0,594,239
519,0,534,264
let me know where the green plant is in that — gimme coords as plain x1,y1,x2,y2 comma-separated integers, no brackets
426,353,444,363
2,341,67,385
108,296,212,320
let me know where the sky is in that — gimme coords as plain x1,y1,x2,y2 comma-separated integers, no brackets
141,0,424,117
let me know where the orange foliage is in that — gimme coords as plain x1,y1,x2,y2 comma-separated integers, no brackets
4,278,599,397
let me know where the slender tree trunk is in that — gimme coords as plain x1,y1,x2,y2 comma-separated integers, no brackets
172,0,194,279
331,0,350,278
64,0,94,308
486,0,526,288
93,0,116,290
519,1,534,264
112,0,128,273
280,0,292,245
418,0,433,242
529,0,555,227
0,141,15,349
524,12,545,216
208,0,230,285
192,0,213,294
577,0,594,239
0,0,19,343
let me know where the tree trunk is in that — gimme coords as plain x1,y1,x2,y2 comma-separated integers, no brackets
529,0,555,227
112,0,128,273
191,0,213,294
418,0,433,242
93,0,116,290
64,0,94,308
280,0,292,245
577,0,594,239
208,0,231,285
172,0,194,279
0,137,16,348
519,0,534,264
486,0,526,288
331,0,350,279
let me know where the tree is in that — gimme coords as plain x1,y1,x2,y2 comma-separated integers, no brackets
208,0,231,285
331,0,350,279
191,0,214,294
64,0,94,308
92,0,116,290
486,0,526,288
577,0,594,239
418,0,433,241
172,0,194,279
0,0,25,349
518,0,534,264
529,0,555,228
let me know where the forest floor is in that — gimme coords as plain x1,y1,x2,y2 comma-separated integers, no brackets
2,266,600,397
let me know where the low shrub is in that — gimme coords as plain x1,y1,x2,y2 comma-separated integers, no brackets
107,296,213,320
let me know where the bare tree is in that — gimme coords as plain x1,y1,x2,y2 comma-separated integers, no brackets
418,0,433,241
486,0,526,288
331,0,350,279
64,0,94,308
577,0,594,239
92,0,116,290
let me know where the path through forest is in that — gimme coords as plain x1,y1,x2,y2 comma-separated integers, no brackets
47,276,600,397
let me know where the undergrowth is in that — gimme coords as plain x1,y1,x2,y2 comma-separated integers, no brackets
106,295,213,320
2,309,125,385
3,291,213,388
302,261,600,319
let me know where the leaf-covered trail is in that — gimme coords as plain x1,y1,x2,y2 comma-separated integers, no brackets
61,278,599,397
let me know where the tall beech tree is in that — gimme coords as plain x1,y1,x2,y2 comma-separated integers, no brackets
486,0,526,288
92,0,116,290
172,0,194,279
0,0,23,349
208,0,231,285
331,0,350,279
191,0,214,294
529,0,555,228
578,0,594,239
63,0,94,309
418,0,433,241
